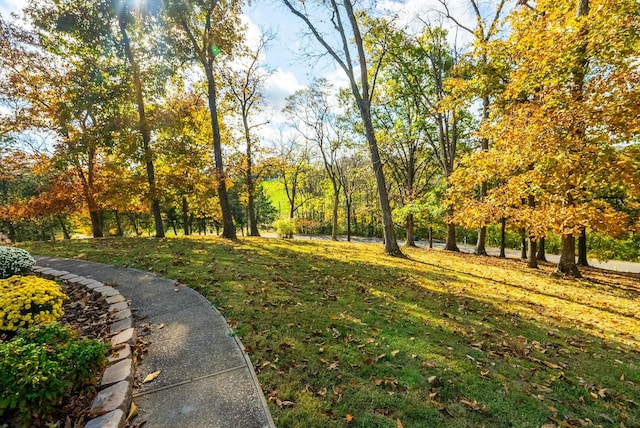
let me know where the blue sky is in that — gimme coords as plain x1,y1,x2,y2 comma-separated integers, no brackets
0,0,502,144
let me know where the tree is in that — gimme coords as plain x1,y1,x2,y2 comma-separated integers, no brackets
282,0,402,256
364,18,441,247
220,31,273,236
438,0,509,255
4,3,128,237
450,0,640,276
274,136,317,220
371,21,470,251
116,0,167,238
284,79,344,241
336,150,368,242
165,0,242,239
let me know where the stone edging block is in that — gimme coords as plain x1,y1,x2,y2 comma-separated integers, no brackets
34,265,136,428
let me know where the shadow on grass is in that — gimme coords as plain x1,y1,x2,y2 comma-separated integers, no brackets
20,236,640,428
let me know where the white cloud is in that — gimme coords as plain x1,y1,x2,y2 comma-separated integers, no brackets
239,14,265,60
263,68,305,110
377,0,503,47
0,0,27,17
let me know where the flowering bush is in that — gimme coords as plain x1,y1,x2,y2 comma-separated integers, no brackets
0,246,35,279
0,276,67,332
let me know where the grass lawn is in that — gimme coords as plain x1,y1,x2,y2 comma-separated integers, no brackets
20,236,640,428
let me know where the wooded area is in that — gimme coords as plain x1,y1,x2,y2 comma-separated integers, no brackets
1,0,639,277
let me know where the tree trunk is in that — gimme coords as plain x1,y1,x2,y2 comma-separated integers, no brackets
520,229,527,259
577,228,589,266
89,210,103,238
182,196,190,235
114,210,124,237
118,13,164,239
499,218,506,258
475,97,490,255
429,226,433,249
7,221,16,242
405,214,416,247
362,112,400,255
557,0,588,277
537,237,547,261
243,115,260,237
528,238,538,268
342,0,401,257
127,212,140,236
57,216,71,240
558,235,582,277
346,201,352,242
475,226,487,255
444,222,459,251
330,187,339,241
204,51,236,239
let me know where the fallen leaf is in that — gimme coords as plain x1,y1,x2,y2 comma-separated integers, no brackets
126,402,138,422
391,350,400,357
459,398,482,411
142,370,161,383
396,419,403,428
541,359,562,369
549,416,580,428
345,413,354,423
431,400,453,417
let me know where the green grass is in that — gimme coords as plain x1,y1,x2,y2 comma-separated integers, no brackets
20,236,640,428
262,179,290,219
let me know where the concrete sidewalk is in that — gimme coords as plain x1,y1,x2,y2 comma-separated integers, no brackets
35,256,275,428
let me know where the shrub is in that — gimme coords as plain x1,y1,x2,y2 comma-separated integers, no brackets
0,276,67,333
0,323,107,424
273,218,295,238
0,246,35,279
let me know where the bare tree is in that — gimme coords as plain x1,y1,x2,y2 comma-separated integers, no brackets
220,31,273,236
282,0,402,256
284,79,344,241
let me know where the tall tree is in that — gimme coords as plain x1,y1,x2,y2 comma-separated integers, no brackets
5,3,127,237
439,0,509,255
220,32,272,237
282,0,402,256
165,0,242,239
364,18,441,247
116,0,166,238
275,136,316,220
371,22,469,251
284,79,344,241
450,0,640,276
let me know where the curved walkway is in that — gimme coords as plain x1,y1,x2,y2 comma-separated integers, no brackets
35,256,275,428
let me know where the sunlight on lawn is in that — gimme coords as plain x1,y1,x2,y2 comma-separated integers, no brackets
19,236,640,428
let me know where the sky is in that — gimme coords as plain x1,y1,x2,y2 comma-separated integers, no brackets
0,0,510,146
